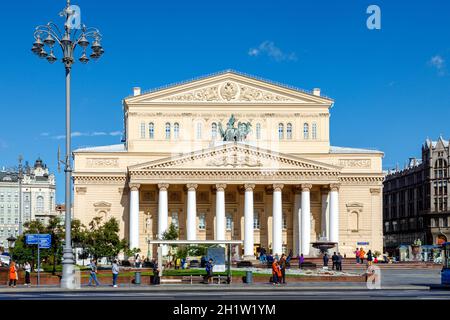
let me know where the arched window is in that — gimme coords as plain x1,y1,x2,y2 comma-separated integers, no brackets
149,123,154,139
312,123,317,140
211,123,217,140
286,123,292,139
196,123,202,140
174,123,180,139
256,123,261,140
165,122,171,140
140,122,145,139
303,123,309,140
36,196,44,213
278,123,284,140
349,211,359,231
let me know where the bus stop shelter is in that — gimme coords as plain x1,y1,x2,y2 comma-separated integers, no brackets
147,240,243,283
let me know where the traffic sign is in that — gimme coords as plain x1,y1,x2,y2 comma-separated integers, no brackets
26,234,51,248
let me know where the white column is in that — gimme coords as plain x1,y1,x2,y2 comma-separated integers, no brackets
321,187,329,239
329,184,340,244
129,183,140,250
215,184,226,241
272,184,283,256
158,184,169,239
293,188,302,256
244,184,255,259
301,184,312,256
186,184,198,241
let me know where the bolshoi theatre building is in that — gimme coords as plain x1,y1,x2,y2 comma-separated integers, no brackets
73,70,384,258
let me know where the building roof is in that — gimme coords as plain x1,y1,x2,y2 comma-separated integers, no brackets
424,136,449,149
330,146,383,154
0,172,18,183
74,144,126,153
124,69,334,102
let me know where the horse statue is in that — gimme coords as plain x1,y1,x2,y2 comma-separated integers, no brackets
218,115,251,142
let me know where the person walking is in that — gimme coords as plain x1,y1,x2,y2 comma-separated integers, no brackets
24,261,31,287
279,254,287,284
112,259,119,288
323,253,329,268
298,254,305,269
152,260,160,285
355,248,360,264
337,252,343,271
205,259,214,284
367,250,373,266
8,261,18,287
331,252,338,270
359,248,366,265
88,259,100,287
271,259,281,285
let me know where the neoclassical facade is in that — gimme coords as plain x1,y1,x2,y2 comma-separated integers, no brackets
73,71,384,257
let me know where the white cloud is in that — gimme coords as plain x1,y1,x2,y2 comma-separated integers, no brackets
248,41,297,62
49,130,122,139
40,132,49,137
429,55,446,75
92,132,107,136
109,131,122,136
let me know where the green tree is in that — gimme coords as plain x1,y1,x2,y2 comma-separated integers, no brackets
46,216,64,275
84,216,128,261
162,223,179,240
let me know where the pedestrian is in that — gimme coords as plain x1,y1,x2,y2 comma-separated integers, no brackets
359,248,366,265
279,254,287,284
298,253,305,269
88,259,100,287
135,254,141,268
271,259,281,285
367,250,373,266
323,253,329,268
8,261,18,287
331,252,338,270
152,260,160,285
337,252,343,271
24,261,31,287
355,248,360,264
112,259,119,288
205,259,214,284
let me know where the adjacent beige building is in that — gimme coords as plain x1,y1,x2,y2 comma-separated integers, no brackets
73,70,384,258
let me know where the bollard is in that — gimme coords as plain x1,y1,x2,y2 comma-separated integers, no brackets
245,271,253,284
135,271,141,285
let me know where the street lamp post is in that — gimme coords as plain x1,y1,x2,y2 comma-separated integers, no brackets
17,155,23,237
31,0,104,289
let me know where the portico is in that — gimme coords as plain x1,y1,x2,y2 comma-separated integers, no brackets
126,143,342,257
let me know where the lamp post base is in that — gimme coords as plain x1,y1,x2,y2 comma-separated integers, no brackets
60,250,77,289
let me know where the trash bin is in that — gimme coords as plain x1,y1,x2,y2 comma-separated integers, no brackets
245,271,253,284
135,271,141,285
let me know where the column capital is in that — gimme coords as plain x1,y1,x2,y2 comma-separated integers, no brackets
186,183,198,191
273,184,284,192
244,184,255,192
129,183,140,191
330,183,341,192
215,184,227,192
158,183,169,191
301,184,312,192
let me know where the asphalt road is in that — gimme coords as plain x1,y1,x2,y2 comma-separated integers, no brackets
0,269,446,300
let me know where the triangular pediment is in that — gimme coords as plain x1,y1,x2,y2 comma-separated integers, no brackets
129,143,341,173
125,71,333,105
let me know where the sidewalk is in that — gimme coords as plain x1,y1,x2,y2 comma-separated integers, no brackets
0,282,431,293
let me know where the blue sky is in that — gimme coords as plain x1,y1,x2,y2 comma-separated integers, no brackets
0,0,449,203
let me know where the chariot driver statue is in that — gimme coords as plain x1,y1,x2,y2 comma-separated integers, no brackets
218,114,252,142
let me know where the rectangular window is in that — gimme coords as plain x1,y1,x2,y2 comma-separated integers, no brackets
171,212,179,228
226,214,232,230
140,123,145,139
253,211,260,230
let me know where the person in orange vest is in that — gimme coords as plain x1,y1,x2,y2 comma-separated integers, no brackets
359,248,366,264
272,259,281,285
8,261,18,288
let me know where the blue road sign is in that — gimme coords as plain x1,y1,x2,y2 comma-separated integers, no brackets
26,234,51,248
